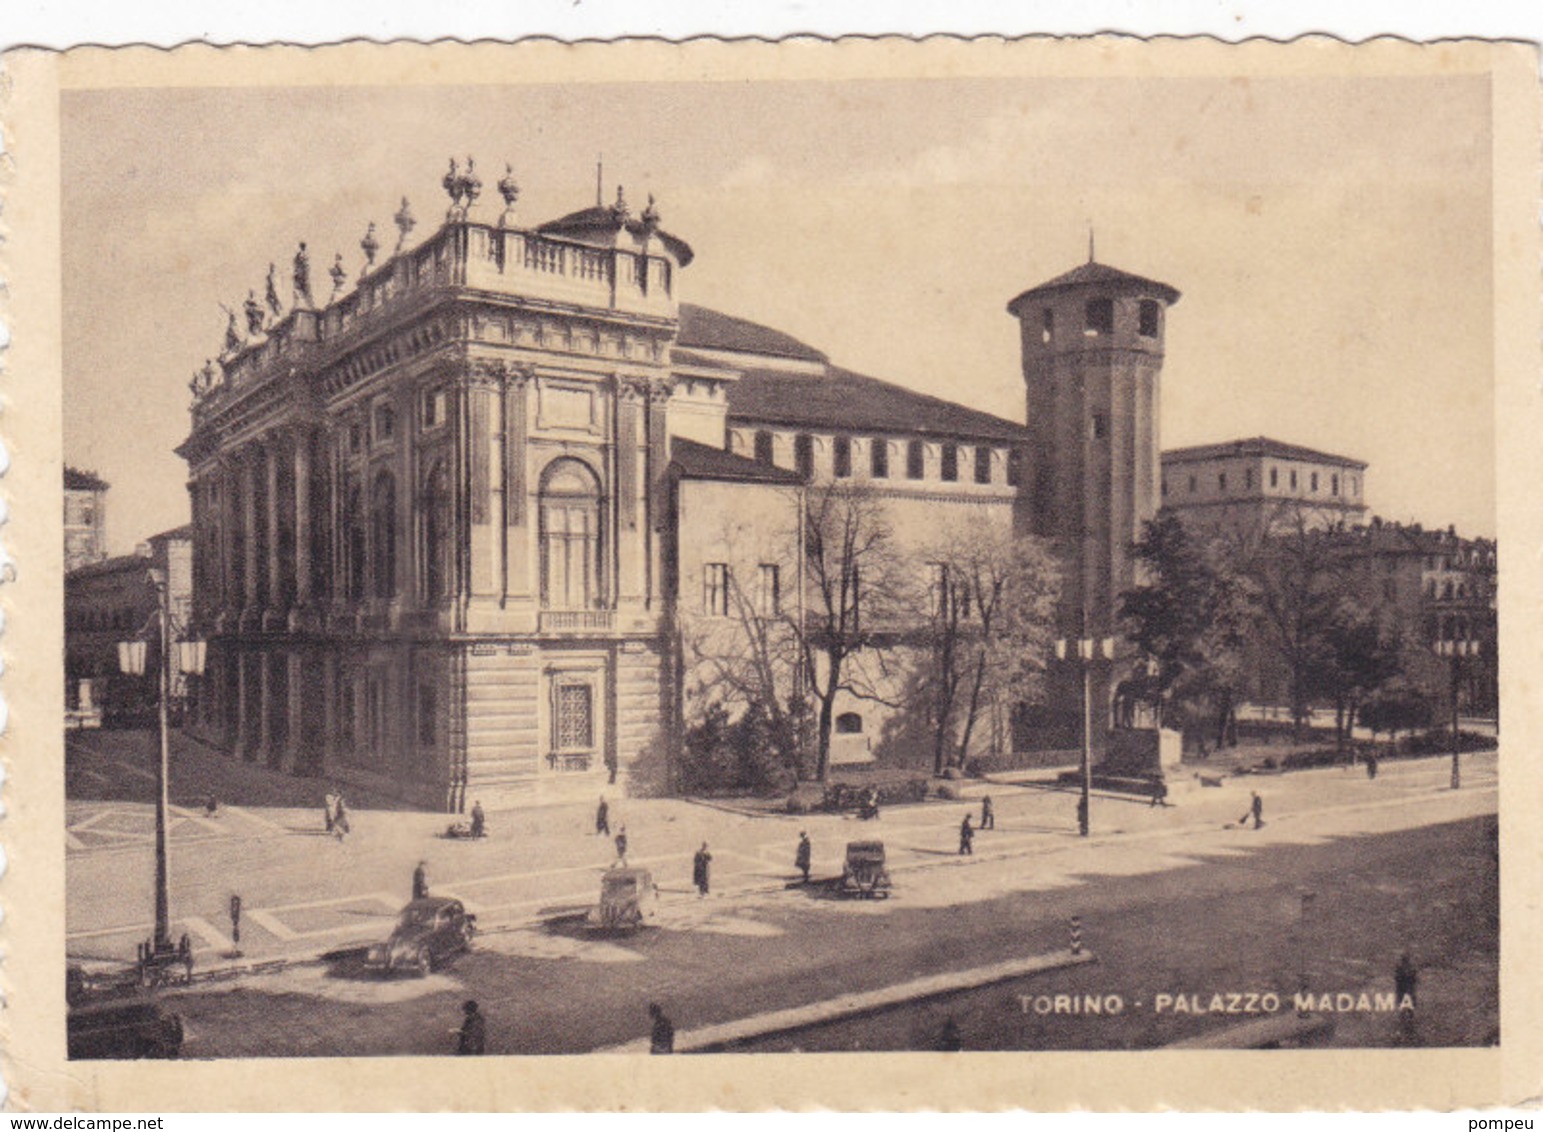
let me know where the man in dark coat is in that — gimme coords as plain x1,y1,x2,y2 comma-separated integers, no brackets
412,860,429,900
596,796,611,836
795,831,812,884
1248,791,1265,829
980,795,995,830
469,800,486,838
614,825,628,863
959,814,975,856
457,1000,486,1055
693,842,712,897
648,1002,674,1054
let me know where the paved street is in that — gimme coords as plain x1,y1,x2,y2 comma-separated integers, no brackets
66,728,1497,1055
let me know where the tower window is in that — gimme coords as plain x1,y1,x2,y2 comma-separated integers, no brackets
1310,472,1319,492
833,435,852,478
794,434,814,478
1331,474,1340,496
974,447,992,485
754,430,774,465
1138,300,1161,338
907,439,925,480
870,439,889,479
1244,468,1254,490
1090,413,1107,439
1218,472,1227,492
1290,470,1298,490
1085,298,1114,336
941,444,958,482
1041,308,1054,344
1161,478,1168,497
1270,467,1278,488
1188,475,1197,493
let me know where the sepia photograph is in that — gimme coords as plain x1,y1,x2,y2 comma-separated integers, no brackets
4,34,1538,1111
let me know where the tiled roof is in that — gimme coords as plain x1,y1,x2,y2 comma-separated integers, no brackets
149,524,196,543
670,437,805,485
536,206,695,267
677,304,828,364
727,365,1029,444
66,552,151,582
1162,436,1368,470
1007,260,1181,313
65,466,110,491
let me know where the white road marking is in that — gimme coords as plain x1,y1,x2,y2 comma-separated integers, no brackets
245,908,299,941
184,915,235,952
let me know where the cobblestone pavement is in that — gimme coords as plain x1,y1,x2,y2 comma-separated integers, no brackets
67,727,1498,985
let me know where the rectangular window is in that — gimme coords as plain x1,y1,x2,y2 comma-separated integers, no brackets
704,563,730,616
1245,468,1254,490
1310,472,1319,492
1138,299,1161,338
1218,472,1227,492
1161,478,1169,497
1091,413,1107,439
754,430,775,465
833,435,852,478
1290,470,1298,490
554,683,594,752
1270,467,1278,488
1331,474,1340,496
974,447,992,485
418,683,437,746
794,434,814,478
374,401,396,444
941,444,958,482
757,563,781,618
907,439,925,480
421,388,447,430
870,439,889,479
1085,298,1114,336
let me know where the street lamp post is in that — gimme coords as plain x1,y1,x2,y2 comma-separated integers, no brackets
1434,636,1475,791
118,568,205,981
1056,634,1115,837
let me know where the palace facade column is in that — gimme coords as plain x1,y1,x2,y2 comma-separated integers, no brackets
266,437,283,615
243,448,261,612
294,430,313,608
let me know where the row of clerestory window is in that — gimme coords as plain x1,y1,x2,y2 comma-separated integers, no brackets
754,429,1017,487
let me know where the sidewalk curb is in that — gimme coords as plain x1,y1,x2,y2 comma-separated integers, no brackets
594,948,1096,1053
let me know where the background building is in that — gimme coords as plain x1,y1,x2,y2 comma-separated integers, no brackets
64,466,110,573
1160,437,1368,539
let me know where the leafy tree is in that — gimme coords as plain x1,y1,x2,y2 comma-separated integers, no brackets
1307,602,1404,748
1119,513,1249,748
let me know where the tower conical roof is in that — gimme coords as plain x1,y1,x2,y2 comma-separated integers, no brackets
1007,260,1179,315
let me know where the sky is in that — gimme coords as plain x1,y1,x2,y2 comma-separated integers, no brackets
60,71,1495,553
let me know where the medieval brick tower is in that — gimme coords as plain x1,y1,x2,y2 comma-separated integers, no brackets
1007,256,1180,757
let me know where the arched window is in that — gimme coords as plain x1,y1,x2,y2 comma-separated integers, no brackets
344,482,366,601
421,461,451,603
370,471,397,599
539,458,604,609
835,712,864,734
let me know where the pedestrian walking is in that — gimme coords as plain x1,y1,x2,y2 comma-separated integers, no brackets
323,790,336,834
596,796,611,837
456,1000,487,1055
980,795,995,830
1150,778,1169,808
648,1002,675,1054
469,799,486,839
615,825,629,864
1394,951,1418,1010
333,792,351,839
204,792,219,818
412,860,429,900
795,831,812,884
958,814,975,856
693,842,712,897
1365,752,1379,780
1240,790,1264,830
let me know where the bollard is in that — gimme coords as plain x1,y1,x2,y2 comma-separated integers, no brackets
1070,915,1083,956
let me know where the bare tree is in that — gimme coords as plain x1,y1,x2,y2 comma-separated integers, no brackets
920,525,1060,773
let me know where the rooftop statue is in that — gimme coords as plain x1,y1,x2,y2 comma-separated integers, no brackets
265,263,283,319
220,304,242,355
244,290,265,337
330,252,348,297
292,242,313,309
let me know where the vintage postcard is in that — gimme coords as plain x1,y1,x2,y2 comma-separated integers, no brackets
2,36,1540,1111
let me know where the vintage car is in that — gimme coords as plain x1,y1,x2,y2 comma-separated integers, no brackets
68,997,184,1059
585,866,658,932
364,896,476,976
839,840,892,898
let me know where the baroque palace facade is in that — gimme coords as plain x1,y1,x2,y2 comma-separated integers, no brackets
178,162,1177,809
